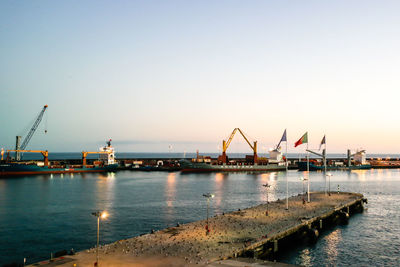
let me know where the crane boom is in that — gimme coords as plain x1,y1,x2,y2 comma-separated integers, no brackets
219,128,258,164
223,128,238,152
20,105,48,150
236,128,255,151
7,149,49,166
82,151,112,167
223,128,255,152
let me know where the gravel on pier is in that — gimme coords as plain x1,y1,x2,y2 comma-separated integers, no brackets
55,192,361,267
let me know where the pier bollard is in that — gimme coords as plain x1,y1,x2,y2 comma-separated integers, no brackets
353,202,364,213
307,228,319,243
339,211,349,225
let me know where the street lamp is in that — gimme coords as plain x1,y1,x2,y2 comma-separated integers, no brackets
300,177,307,195
91,211,108,266
262,183,271,216
300,176,308,204
326,173,333,196
202,193,214,235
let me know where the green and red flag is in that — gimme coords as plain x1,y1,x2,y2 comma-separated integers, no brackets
294,132,308,147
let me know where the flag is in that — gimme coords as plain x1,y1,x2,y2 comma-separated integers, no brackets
319,135,326,150
276,129,287,148
294,132,308,147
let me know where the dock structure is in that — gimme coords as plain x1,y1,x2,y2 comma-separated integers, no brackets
38,192,366,267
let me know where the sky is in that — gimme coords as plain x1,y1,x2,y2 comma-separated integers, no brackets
1,0,400,153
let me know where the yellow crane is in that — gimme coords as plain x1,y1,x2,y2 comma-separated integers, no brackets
7,150,49,166
82,151,112,167
218,128,258,164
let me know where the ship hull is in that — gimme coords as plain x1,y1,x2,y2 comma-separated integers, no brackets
297,162,371,171
0,163,119,177
180,160,286,173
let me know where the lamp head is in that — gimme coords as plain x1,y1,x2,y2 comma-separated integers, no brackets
91,211,109,219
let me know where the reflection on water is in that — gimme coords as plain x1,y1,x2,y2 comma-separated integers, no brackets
351,170,367,181
258,172,278,202
299,248,311,267
214,173,223,208
166,172,176,208
325,229,341,265
259,173,270,183
1,169,400,266
96,172,115,213
296,226,342,267
164,172,177,223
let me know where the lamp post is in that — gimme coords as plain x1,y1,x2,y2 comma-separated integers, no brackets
326,173,332,196
300,177,306,195
300,176,308,204
202,193,214,235
91,211,108,266
262,183,271,215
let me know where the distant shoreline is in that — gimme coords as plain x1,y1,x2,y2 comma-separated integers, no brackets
6,152,400,161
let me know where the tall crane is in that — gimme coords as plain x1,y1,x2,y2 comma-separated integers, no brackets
218,128,258,164
15,105,48,160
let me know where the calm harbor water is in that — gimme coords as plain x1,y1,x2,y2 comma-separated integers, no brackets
0,169,399,266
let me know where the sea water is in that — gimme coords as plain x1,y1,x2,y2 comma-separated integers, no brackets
0,168,399,266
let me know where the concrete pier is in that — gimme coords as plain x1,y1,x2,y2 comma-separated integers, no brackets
32,192,365,267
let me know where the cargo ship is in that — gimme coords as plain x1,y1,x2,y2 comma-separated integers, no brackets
180,128,287,173
180,159,286,173
180,148,286,173
297,161,371,171
0,140,118,177
297,150,371,171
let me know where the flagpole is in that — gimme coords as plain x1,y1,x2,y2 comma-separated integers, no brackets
285,136,288,210
324,135,327,196
307,141,310,202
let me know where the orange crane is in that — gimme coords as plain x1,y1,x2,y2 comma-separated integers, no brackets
218,128,258,164
82,151,112,167
6,150,49,166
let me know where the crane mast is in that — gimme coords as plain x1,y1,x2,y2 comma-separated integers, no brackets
15,105,48,160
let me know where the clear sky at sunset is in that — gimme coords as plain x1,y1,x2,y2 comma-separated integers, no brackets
1,0,399,153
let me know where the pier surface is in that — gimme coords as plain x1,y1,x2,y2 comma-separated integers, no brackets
36,192,363,267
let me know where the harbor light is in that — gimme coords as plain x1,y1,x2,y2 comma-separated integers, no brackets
101,211,108,219
300,176,308,195
202,193,214,235
262,183,271,216
326,173,333,196
91,211,109,266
